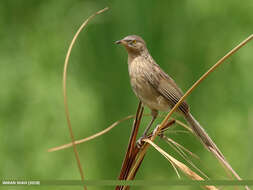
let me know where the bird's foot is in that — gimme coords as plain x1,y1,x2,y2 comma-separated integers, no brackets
136,135,148,148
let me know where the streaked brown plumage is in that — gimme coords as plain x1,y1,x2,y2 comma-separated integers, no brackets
115,35,223,157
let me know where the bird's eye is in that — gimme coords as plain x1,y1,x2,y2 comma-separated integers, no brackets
132,40,137,44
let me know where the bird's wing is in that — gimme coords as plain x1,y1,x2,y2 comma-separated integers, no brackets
143,63,189,114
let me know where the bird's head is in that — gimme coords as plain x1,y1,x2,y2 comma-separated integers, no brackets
115,35,147,55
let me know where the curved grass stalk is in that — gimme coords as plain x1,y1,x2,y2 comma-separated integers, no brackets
62,7,109,189
48,114,134,152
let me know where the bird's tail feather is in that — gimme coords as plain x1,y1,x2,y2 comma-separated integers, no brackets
184,112,224,159
184,112,251,190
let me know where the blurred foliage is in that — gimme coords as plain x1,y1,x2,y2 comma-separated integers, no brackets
0,0,253,190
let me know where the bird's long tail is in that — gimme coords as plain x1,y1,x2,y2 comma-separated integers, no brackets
184,112,224,159
183,112,251,190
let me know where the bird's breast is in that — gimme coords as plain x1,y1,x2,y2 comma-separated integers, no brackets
128,57,170,111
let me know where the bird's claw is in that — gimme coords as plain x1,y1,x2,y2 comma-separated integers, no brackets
136,135,147,148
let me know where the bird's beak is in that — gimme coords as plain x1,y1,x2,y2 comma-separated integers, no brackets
115,40,122,44
115,39,127,45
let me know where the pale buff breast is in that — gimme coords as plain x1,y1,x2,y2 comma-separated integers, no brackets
128,56,170,111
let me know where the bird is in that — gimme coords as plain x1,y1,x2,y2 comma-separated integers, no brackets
115,34,223,157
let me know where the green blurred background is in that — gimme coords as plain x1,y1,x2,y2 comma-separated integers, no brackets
1,0,253,190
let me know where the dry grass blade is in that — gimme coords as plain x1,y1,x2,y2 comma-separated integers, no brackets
125,34,253,183
48,113,154,152
116,102,144,190
175,120,193,132
163,130,190,134
62,7,109,190
169,158,181,179
120,119,177,190
163,136,199,160
49,113,155,152
162,136,208,179
48,114,134,152
143,139,218,190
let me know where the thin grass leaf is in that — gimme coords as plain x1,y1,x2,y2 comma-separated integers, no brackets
163,136,199,160
175,120,193,132
163,129,190,134
162,136,208,179
48,114,135,152
61,7,109,190
143,139,218,190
